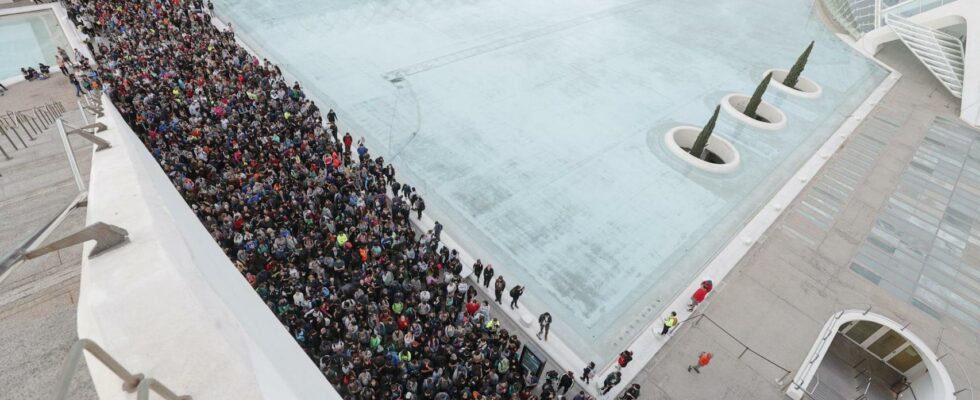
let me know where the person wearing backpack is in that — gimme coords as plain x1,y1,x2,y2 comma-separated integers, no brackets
509,285,524,309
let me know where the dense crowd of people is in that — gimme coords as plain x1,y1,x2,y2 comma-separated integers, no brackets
57,0,621,398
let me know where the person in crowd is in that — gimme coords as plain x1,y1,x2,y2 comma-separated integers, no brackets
56,54,70,76
557,370,574,394
68,73,83,97
59,0,544,398
38,62,51,76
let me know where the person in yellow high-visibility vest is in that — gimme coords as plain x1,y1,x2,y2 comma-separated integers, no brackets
660,311,678,336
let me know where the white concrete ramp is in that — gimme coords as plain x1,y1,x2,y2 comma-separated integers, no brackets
886,14,964,98
859,0,979,127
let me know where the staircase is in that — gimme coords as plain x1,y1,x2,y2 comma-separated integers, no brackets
885,14,965,98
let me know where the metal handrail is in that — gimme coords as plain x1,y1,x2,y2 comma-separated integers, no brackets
53,339,192,400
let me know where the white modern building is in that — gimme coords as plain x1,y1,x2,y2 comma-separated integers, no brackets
0,0,976,399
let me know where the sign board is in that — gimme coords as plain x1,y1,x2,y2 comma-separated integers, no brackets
519,346,546,378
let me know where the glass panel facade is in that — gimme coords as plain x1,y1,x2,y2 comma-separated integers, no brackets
845,321,883,344
868,329,907,358
887,345,922,372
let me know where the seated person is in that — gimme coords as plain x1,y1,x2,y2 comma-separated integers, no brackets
22,67,36,81
38,63,51,75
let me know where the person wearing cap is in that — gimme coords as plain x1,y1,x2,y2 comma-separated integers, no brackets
661,311,678,335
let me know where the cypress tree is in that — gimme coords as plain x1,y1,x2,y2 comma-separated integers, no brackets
690,105,721,160
743,72,773,120
783,41,814,89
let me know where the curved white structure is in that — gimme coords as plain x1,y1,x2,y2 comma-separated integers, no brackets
721,93,788,130
664,125,741,174
765,69,823,99
787,310,956,400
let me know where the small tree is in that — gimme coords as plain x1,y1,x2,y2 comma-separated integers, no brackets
690,105,721,159
744,72,773,120
783,41,814,89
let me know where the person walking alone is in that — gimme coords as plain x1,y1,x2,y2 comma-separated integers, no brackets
600,371,621,395
494,276,506,304
688,351,713,373
473,259,483,281
580,361,595,384
537,312,552,340
661,311,678,336
509,285,524,310
483,264,494,288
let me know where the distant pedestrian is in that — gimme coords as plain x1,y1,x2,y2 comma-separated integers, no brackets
557,370,574,394
687,280,713,311
494,276,506,304
69,74,83,97
56,54,69,76
483,264,494,288
600,371,621,395
433,221,443,242
413,197,425,219
688,351,713,373
473,259,484,280
327,108,336,124
0,82,7,96
622,383,641,400
343,132,353,153
580,361,595,384
572,391,591,400
537,312,552,340
509,285,524,309
661,311,678,335
617,350,634,369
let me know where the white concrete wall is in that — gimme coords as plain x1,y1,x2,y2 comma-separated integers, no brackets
77,94,342,400
785,310,955,400
859,0,979,127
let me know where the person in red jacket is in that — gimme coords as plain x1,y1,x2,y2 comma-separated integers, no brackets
688,279,713,311
465,299,480,316
688,351,713,373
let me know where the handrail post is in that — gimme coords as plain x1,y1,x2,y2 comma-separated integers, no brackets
1,126,19,150
57,119,87,192
53,339,144,400
136,378,193,400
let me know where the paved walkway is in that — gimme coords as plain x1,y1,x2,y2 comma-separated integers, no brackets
626,42,979,400
0,78,97,400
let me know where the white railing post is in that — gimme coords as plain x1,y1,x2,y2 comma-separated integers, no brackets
57,119,87,192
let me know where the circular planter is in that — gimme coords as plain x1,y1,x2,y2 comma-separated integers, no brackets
765,69,822,99
664,126,740,174
721,93,787,130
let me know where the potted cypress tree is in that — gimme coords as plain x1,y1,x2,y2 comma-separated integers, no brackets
743,72,773,122
721,72,787,130
783,41,814,90
689,105,720,161
664,105,740,174
766,41,822,98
